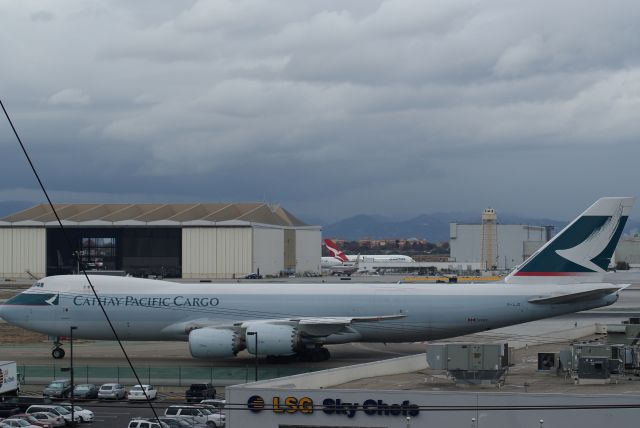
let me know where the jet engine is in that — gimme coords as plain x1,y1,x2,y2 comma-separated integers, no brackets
244,323,300,356
188,327,244,358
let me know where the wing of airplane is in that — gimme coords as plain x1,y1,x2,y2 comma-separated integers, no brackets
170,313,406,336
177,313,406,359
288,314,407,337
527,285,626,305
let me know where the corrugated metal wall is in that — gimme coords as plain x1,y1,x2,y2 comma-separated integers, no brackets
0,228,46,279
295,229,321,274
613,238,640,265
451,224,551,270
253,227,284,276
450,224,483,266
181,227,252,279
283,229,296,273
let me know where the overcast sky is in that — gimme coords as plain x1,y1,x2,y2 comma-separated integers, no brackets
1,0,639,223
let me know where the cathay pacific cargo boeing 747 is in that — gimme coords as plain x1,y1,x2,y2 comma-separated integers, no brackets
0,197,634,362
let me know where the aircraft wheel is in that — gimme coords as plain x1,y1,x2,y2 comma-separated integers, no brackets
297,349,312,362
321,347,330,361
52,347,65,359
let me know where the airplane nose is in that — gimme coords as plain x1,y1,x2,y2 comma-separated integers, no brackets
0,294,27,324
0,293,21,322
0,301,8,320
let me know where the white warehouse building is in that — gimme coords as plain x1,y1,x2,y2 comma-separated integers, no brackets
0,203,321,280
450,217,554,271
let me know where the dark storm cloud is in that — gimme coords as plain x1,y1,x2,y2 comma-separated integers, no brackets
1,0,640,222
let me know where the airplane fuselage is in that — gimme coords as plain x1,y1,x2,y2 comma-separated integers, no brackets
0,275,620,344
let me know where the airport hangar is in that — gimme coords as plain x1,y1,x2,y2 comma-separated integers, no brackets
0,203,321,280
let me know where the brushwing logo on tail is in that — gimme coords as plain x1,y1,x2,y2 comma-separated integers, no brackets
515,202,628,276
324,239,349,263
555,202,624,273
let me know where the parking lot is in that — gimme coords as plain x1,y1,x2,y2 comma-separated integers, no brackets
84,400,178,427
2,397,226,427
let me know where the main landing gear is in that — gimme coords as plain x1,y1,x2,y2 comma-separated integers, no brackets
52,338,65,359
297,346,331,362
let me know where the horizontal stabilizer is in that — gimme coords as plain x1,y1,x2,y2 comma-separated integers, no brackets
528,285,625,304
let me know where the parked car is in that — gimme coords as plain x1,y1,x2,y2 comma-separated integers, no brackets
42,380,72,399
97,383,126,400
156,418,207,428
57,404,94,423
185,384,216,403
72,384,98,400
243,273,262,279
25,405,81,425
26,411,64,427
6,413,54,428
164,405,225,428
199,399,225,412
127,419,169,428
0,418,41,428
1,397,52,413
127,384,157,401
0,403,20,418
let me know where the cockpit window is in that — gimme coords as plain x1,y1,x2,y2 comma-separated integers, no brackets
5,293,59,306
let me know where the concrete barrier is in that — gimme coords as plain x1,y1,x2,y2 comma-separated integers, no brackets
240,353,428,389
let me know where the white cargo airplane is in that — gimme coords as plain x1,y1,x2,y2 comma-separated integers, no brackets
0,197,633,362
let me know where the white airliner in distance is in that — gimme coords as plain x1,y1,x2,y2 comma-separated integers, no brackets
0,197,634,362
321,239,413,275
320,239,358,276
320,239,360,276
323,238,415,263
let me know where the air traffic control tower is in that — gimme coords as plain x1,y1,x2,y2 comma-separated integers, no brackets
481,207,498,270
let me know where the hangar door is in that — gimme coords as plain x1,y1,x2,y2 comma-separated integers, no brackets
0,227,45,279
182,227,252,279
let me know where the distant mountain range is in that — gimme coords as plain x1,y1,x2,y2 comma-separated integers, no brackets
321,212,640,243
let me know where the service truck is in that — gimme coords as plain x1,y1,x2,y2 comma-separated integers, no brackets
0,361,19,397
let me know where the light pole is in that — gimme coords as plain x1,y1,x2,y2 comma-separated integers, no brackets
246,332,258,381
70,326,77,426
73,251,85,274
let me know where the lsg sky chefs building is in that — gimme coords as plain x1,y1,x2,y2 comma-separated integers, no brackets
0,203,321,279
